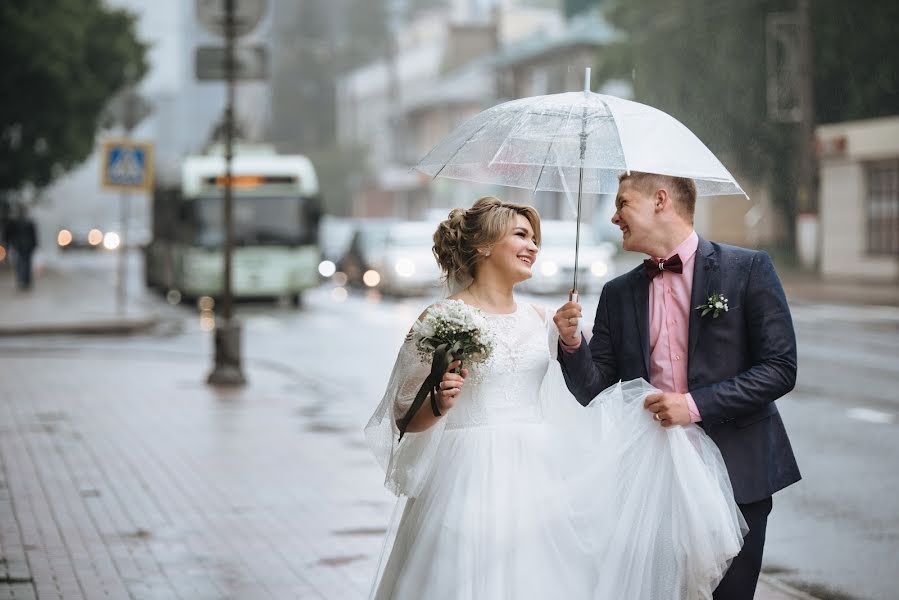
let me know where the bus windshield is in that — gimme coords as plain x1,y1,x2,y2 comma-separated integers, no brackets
193,195,316,247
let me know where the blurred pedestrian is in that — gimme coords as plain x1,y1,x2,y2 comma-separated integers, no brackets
3,205,38,290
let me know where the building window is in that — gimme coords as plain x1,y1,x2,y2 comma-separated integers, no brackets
866,159,899,256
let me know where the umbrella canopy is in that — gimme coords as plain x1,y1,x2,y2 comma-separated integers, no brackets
415,90,747,198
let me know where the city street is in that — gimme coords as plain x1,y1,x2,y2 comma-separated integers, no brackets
0,253,897,599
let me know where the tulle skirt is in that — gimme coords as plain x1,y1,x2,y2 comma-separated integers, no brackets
371,380,745,600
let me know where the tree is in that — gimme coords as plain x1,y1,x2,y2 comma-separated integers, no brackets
564,0,601,19
812,0,899,124
597,0,899,252
0,0,148,194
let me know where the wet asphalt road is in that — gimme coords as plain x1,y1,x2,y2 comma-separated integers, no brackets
4,251,897,599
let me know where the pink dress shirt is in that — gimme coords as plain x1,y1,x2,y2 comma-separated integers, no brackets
561,231,702,422
648,231,702,422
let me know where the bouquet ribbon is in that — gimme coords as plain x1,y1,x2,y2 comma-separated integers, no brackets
396,343,462,440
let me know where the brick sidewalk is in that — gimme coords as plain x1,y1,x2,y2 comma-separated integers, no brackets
0,258,160,336
0,350,392,599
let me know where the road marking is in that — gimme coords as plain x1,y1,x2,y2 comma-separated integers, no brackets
846,407,895,425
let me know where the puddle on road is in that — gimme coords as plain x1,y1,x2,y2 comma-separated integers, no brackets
316,554,368,567
304,422,352,434
332,527,387,537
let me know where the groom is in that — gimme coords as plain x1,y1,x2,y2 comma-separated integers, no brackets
554,172,801,600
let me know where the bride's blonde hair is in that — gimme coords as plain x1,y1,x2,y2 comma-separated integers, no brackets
432,196,541,289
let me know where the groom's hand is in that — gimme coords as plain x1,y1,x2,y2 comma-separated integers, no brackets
644,392,691,428
553,300,583,346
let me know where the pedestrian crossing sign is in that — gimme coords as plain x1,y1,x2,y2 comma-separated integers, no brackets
101,140,154,192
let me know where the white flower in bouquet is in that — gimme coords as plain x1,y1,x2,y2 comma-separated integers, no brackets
411,300,495,366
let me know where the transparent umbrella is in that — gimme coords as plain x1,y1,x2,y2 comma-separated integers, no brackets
415,69,747,295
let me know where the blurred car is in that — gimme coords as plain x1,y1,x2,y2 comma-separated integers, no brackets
318,215,357,264
336,219,398,286
57,222,105,251
520,220,617,295
369,221,443,296
106,222,151,249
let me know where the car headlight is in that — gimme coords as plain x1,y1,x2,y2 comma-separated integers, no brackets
103,232,121,250
363,269,381,287
540,260,559,276
591,260,608,277
318,260,336,277
394,258,415,277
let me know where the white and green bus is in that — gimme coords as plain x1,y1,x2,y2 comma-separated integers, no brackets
145,146,321,305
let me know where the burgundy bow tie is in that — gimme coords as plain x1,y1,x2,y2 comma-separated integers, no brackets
643,254,683,280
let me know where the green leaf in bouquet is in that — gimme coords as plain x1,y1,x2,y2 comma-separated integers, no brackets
396,343,450,441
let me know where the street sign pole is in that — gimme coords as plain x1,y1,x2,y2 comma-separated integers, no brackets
207,0,246,386
116,83,135,316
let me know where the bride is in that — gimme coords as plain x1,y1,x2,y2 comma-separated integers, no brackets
364,197,745,599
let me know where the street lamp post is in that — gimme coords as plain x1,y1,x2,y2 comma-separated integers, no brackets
207,0,246,386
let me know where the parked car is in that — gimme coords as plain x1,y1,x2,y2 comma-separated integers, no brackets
520,220,616,295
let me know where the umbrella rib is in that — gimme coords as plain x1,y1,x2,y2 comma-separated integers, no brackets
486,95,553,169
429,120,493,180
532,102,578,194
593,95,629,175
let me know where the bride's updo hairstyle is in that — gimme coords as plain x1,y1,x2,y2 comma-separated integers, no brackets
432,196,541,289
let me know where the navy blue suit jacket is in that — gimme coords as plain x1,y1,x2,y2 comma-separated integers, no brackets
558,237,801,504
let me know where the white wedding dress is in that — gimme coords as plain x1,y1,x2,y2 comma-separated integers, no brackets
365,302,745,600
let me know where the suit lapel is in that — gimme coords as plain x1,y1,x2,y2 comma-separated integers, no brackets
688,237,719,365
631,268,651,378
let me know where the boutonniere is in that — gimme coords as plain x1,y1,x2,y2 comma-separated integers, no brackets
696,292,728,319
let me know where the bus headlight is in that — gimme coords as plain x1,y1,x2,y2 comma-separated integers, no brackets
57,229,73,247
394,258,415,278
591,260,608,277
540,260,559,277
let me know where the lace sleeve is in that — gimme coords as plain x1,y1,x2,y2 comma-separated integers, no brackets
528,303,560,359
364,334,448,498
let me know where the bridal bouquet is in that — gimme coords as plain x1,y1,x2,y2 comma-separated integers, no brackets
397,300,495,439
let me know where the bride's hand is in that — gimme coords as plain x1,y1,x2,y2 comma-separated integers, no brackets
437,360,468,412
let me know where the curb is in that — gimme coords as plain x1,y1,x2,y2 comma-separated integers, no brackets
759,574,822,600
0,316,161,337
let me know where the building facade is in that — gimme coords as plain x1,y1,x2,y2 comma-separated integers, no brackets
817,116,899,282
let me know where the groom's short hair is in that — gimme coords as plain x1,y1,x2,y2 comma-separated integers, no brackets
618,172,697,222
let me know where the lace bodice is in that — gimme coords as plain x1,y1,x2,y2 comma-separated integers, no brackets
368,300,557,496
442,303,550,429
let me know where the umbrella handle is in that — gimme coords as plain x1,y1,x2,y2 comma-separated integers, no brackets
569,290,578,303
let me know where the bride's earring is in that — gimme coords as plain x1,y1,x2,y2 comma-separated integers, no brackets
485,250,491,256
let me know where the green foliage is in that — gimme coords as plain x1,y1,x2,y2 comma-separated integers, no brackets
597,0,899,246
598,0,793,183
812,0,899,124
0,0,148,193
564,0,601,18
